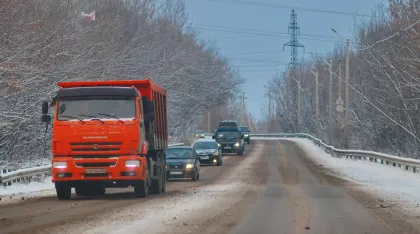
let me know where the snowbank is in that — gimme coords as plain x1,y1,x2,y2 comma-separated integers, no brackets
0,177,54,197
286,138,420,207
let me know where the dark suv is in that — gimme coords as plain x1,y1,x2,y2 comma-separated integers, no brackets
239,126,251,144
218,120,238,129
214,128,245,155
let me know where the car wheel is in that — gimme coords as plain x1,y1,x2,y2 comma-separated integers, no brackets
217,155,222,166
192,169,198,181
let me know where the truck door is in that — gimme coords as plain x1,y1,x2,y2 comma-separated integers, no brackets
138,98,147,153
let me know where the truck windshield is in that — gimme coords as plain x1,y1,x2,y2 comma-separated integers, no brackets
217,131,238,139
57,97,136,121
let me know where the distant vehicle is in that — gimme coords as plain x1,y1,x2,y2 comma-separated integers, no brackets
214,128,245,155
194,130,205,138
165,146,200,181
218,120,238,129
239,126,251,144
192,139,222,166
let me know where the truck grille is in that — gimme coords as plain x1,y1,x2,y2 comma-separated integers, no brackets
70,142,122,152
75,162,116,167
72,155,119,159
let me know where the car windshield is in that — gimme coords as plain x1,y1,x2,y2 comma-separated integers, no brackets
217,131,238,139
239,127,249,132
165,148,195,159
194,141,218,150
57,97,135,121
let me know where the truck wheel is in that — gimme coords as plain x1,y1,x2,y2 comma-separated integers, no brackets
134,170,149,198
161,157,167,193
151,154,163,194
55,182,71,200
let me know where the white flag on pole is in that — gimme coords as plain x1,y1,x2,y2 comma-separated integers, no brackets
81,11,95,21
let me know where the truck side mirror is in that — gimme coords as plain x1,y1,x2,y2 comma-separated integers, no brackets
41,101,51,123
42,101,49,115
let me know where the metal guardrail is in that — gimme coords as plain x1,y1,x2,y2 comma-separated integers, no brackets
250,133,420,174
0,143,185,187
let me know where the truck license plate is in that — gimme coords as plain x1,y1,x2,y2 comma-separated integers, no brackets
170,171,183,175
85,168,106,174
201,156,209,160
224,146,231,149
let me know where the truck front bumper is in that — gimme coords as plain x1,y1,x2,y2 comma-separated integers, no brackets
51,156,147,183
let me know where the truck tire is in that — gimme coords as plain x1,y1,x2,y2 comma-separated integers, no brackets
161,153,167,193
55,182,71,200
134,170,149,198
151,153,163,194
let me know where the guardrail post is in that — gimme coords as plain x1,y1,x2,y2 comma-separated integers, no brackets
413,167,417,173
406,165,409,171
381,159,384,164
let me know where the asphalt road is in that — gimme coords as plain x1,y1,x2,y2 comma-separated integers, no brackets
0,144,254,234
230,141,404,234
1,141,419,234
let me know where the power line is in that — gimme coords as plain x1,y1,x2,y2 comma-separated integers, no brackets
200,0,373,18
195,27,340,42
196,24,340,39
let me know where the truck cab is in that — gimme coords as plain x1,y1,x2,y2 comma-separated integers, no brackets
41,79,168,200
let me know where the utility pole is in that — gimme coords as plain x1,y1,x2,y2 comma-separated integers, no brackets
240,92,246,126
268,93,271,133
315,71,319,136
297,81,301,132
329,60,333,144
207,111,211,133
337,63,342,147
344,38,350,149
310,70,319,136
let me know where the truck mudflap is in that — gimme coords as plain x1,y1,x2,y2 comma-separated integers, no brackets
51,155,147,183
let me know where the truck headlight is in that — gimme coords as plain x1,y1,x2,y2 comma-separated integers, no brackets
234,142,240,147
125,160,140,167
53,162,67,169
186,164,194,169
217,143,221,147
244,134,249,137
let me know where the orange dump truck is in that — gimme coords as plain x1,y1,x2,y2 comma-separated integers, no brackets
41,79,168,200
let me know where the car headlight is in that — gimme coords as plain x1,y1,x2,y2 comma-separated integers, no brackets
234,142,240,147
125,160,140,167
217,143,221,147
53,162,67,169
186,164,194,169
244,134,249,137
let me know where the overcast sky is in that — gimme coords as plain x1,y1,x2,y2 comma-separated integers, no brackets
185,0,384,120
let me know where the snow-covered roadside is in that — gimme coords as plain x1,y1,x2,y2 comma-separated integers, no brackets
50,144,264,234
286,138,420,213
0,177,55,203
